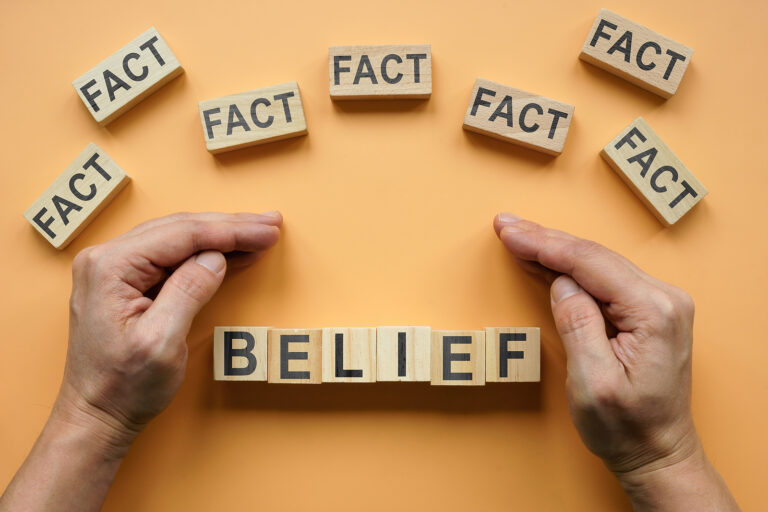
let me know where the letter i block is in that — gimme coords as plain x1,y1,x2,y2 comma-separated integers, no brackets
198,82,308,153
430,330,486,386
485,328,540,383
24,143,130,249
322,328,377,382
579,9,692,98
463,78,575,155
601,117,707,226
268,329,323,384
376,326,431,382
213,327,269,381
73,27,183,125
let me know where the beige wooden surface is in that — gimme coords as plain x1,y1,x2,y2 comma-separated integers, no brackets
267,328,323,384
462,78,575,155
329,45,432,99
321,327,377,382
376,326,431,381
430,330,486,386
213,326,268,381
72,27,183,125
23,142,129,249
579,9,693,98
601,117,706,226
198,82,307,153
485,327,541,383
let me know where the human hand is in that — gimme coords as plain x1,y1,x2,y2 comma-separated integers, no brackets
494,213,739,511
58,211,282,448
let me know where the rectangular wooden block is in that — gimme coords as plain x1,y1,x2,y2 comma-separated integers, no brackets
329,45,431,99
24,143,130,249
322,328,377,382
463,78,575,155
268,329,322,384
579,9,693,98
73,27,183,125
430,330,485,386
376,326,431,382
601,117,706,226
198,82,307,153
213,326,268,381
485,327,540,383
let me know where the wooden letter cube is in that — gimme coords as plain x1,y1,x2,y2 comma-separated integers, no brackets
376,326,431,382
329,45,432,99
213,326,268,381
463,78,575,155
322,327,377,382
601,117,707,226
430,330,485,386
73,27,183,125
198,82,308,153
485,327,540,383
579,9,693,98
24,143,130,249
268,329,322,384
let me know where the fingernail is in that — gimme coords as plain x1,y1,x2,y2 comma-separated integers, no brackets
196,251,226,274
497,212,521,223
551,276,581,303
262,210,281,218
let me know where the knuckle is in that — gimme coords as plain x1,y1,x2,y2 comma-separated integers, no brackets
169,272,212,304
574,239,604,260
556,302,600,337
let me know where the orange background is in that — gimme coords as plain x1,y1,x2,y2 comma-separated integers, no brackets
1,0,766,510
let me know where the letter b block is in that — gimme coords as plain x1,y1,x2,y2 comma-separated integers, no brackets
268,329,323,384
213,326,269,381
322,328,377,382
485,327,540,382
430,330,485,386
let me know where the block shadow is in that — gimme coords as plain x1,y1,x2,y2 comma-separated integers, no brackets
462,129,560,169
209,133,310,169
331,98,430,114
576,59,668,107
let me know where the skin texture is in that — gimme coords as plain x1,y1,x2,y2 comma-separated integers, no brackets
0,211,739,511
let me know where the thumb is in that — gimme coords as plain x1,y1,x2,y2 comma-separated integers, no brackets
550,275,617,373
145,251,227,336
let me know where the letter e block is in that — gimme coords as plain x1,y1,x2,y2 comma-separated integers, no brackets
463,78,575,155
322,327,377,382
73,27,183,125
213,326,268,381
484,327,540,382
376,326,431,382
24,143,130,249
579,9,693,98
430,330,485,386
268,329,322,384
601,117,707,226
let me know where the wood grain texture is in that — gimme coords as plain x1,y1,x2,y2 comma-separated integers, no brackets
198,82,307,153
329,45,431,99
463,78,575,155
72,27,183,125
601,117,706,226
579,9,693,98
23,143,129,249
485,327,540,383
322,327,377,382
213,326,269,381
430,330,485,386
268,328,322,384
376,326,431,382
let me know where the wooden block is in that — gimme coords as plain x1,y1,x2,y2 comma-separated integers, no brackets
24,143,130,249
376,326,431,382
579,9,693,98
462,78,574,155
601,117,706,226
213,327,268,381
321,328,377,382
329,45,431,99
198,82,307,153
73,27,183,125
268,329,322,384
484,327,540,383
430,330,485,386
